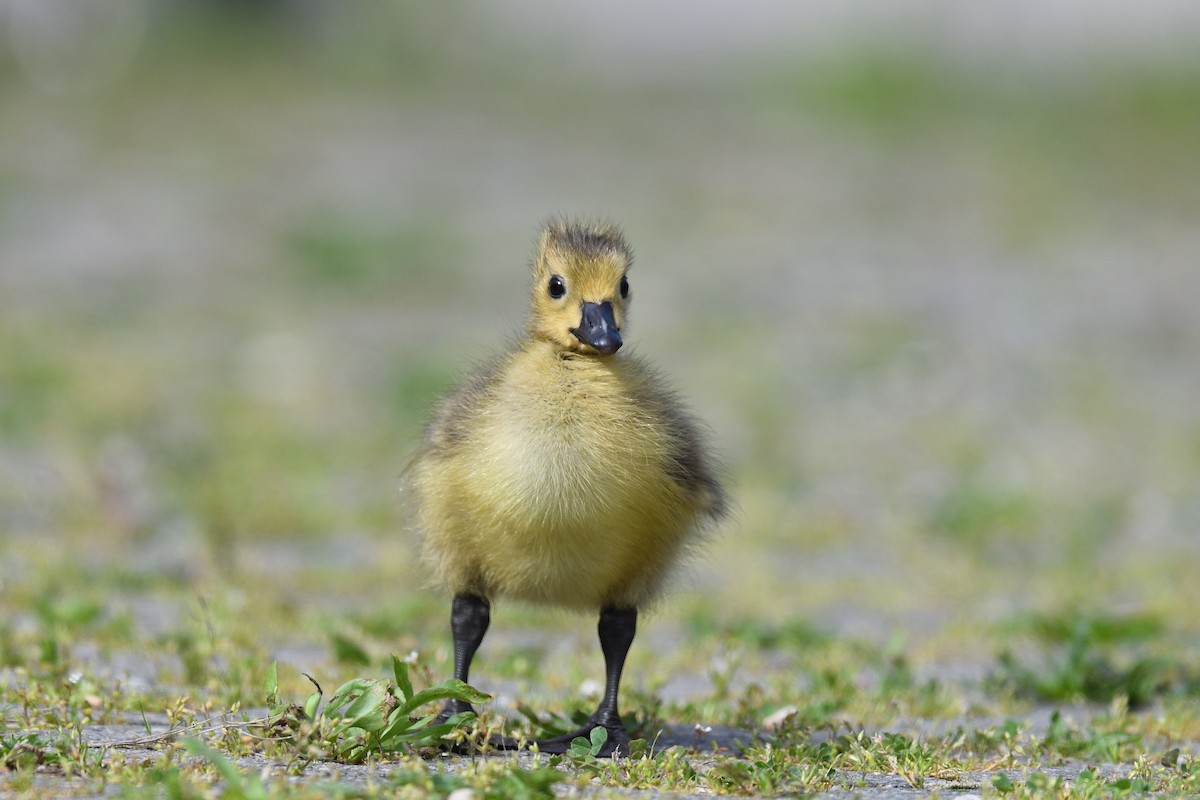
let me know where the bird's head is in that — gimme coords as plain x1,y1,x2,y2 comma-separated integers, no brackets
528,218,631,356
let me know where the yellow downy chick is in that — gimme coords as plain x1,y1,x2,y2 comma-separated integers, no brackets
406,218,726,755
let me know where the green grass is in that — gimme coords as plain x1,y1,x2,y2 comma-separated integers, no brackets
4,5,1200,798
3,605,1199,796
993,611,1194,708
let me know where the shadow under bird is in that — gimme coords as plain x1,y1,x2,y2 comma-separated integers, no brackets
405,218,727,756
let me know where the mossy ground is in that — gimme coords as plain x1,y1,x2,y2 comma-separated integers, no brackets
2,5,1199,798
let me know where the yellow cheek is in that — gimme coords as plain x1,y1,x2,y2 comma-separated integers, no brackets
531,305,581,347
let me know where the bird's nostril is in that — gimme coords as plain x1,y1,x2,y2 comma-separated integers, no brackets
572,301,621,354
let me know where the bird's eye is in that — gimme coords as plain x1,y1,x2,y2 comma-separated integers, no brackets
548,275,566,299
619,275,629,299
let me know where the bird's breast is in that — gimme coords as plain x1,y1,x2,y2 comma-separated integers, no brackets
414,348,706,608
470,356,677,533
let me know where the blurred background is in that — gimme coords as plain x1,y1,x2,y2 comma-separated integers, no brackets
2,1,1199,698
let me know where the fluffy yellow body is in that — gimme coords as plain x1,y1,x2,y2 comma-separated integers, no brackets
410,340,720,610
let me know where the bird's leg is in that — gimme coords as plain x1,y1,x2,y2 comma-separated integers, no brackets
592,606,637,733
434,593,490,723
535,606,637,756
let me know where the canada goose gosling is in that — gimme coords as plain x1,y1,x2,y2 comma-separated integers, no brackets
407,219,726,755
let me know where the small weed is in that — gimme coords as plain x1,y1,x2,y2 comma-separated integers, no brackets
515,703,590,741
262,655,489,763
545,725,612,777
328,631,372,667
707,742,837,795
931,477,1041,549
0,730,105,777
182,737,268,800
991,765,1192,798
34,593,105,631
992,771,1015,793
688,611,831,653
598,743,699,792
993,611,1184,706
476,763,563,800
569,724,609,759
384,760,563,800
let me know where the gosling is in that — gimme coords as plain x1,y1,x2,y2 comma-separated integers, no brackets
406,218,727,755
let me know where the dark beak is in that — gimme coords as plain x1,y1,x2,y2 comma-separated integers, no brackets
571,301,622,355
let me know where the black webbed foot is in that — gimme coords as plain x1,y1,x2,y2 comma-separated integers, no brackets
532,715,631,756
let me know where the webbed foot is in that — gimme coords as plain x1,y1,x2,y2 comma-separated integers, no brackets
532,716,630,757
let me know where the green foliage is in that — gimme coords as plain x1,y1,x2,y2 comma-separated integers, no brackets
993,611,1187,706
568,724,608,758
33,593,105,631
706,745,836,795
987,763,1197,799
612,744,699,792
169,737,562,800
1031,710,1143,763
931,478,1041,547
478,764,563,800
182,738,268,800
384,761,562,800
328,632,372,667
0,731,103,775
262,656,490,763
687,610,831,652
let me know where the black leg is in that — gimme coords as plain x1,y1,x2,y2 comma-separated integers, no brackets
592,606,637,730
534,606,638,756
435,593,490,722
